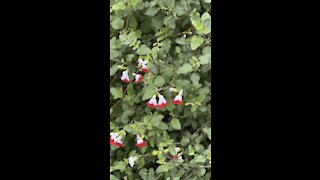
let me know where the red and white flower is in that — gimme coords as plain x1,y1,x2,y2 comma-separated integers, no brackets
157,95,168,108
134,73,143,83
110,132,125,147
146,95,158,108
172,89,183,105
135,135,148,148
120,70,130,83
138,59,150,73
140,63,149,73
172,147,183,160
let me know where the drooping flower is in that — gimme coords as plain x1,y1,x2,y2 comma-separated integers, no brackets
146,95,158,108
134,73,143,83
120,70,130,83
157,95,168,108
110,132,125,147
128,156,138,167
135,135,148,148
140,63,149,73
172,89,183,105
172,147,183,160
137,59,150,73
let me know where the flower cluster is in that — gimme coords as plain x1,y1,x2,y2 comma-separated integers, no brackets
146,89,184,109
119,59,150,83
146,94,168,108
110,133,148,149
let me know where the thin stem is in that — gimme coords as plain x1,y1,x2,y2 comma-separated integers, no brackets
193,121,211,135
110,58,122,63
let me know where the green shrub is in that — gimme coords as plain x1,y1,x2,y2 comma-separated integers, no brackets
110,0,211,179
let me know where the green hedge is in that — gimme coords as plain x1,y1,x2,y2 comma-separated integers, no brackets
110,0,211,179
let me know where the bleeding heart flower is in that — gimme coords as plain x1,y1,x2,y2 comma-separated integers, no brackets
172,90,183,105
120,70,130,83
110,132,125,147
134,73,143,83
135,135,148,148
128,156,138,167
157,95,168,108
146,95,158,108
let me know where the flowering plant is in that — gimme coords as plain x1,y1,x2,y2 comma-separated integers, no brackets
110,0,211,179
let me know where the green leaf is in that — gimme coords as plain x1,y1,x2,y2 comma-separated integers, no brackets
111,17,124,30
110,174,120,180
190,73,201,87
129,0,140,6
177,63,193,74
145,7,160,16
160,64,175,80
156,164,169,173
158,122,169,130
112,2,126,11
201,12,211,22
137,45,151,55
171,118,181,130
202,127,211,140
173,6,186,16
110,37,122,49
191,13,204,31
110,87,123,99
175,37,187,45
154,76,165,87
114,161,126,172
180,137,190,147
142,86,156,100
188,145,195,156
204,0,211,3
193,155,207,163
190,35,204,50
110,64,119,76
168,144,177,155
110,49,121,59
197,169,206,177
199,53,211,65
151,114,164,127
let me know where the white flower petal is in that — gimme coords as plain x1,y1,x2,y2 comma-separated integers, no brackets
129,156,138,167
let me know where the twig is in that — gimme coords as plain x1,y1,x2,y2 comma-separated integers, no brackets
126,11,130,31
110,58,122,63
184,169,197,180
193,121,211,135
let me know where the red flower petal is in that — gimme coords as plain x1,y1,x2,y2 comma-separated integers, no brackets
136,75,143,83
172,99,183,105
172,155,178,160
110,138,125,147
146,102,158,108
141,67,149,73
158,101,168,108
122,79,130,83
135,141,148,148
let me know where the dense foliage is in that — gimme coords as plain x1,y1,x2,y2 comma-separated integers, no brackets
110,0,211,179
